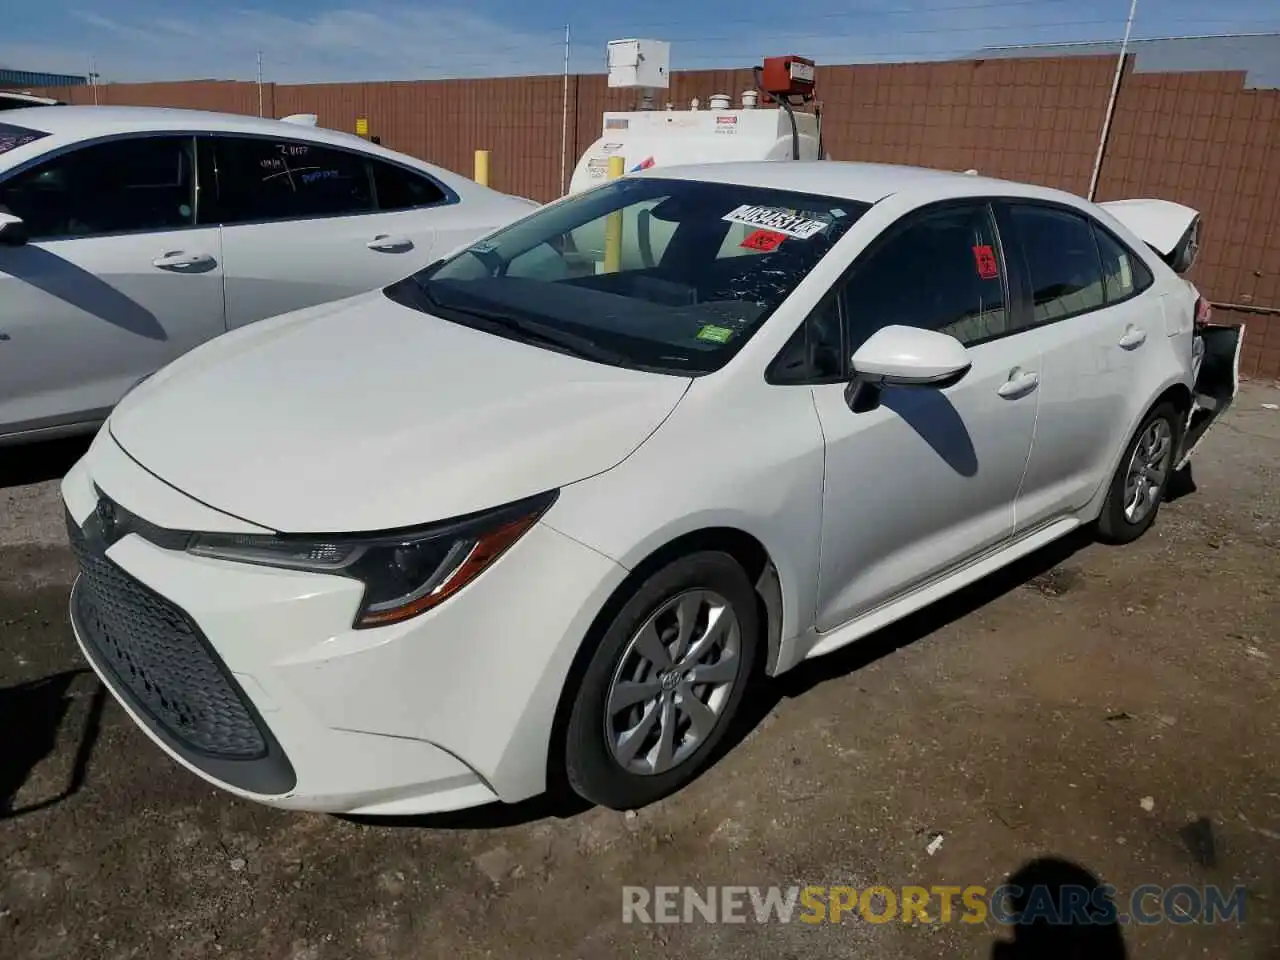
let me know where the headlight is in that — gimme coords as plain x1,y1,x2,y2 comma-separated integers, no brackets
187,490,557,628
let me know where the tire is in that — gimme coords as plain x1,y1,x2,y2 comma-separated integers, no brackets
564,551,760,810
1096,401,1181,545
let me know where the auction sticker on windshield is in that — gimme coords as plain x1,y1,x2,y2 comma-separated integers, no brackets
741,229,785,252
722,205,827,239
696,324,736,344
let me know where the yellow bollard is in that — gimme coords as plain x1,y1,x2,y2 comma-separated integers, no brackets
474,149,490,187
602,155,626,273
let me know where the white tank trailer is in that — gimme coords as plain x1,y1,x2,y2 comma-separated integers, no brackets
565,40,823,272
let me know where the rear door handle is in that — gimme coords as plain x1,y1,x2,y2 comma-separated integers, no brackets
152,251,216,270
1118,325,1147,349
997,368,1039,399
367,234,414,252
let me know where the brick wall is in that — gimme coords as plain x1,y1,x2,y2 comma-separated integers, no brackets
32,55,1280,379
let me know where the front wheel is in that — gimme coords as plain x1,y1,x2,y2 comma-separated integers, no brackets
1096,402,1181,544
563,551,760,810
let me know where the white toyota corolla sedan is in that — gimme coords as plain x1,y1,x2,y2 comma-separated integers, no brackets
61,161,1242,816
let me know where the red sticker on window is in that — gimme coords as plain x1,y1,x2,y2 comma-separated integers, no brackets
973,244,999,279
741,229,785,252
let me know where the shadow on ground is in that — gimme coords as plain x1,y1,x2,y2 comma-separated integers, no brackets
1166,463,1197,502
0,670,106,819
989,856,1128,959
358,528,1096,831
0,435,91,489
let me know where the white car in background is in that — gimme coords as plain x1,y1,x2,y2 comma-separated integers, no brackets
0,92,65,111
61,161,1241,816
0,105,538,443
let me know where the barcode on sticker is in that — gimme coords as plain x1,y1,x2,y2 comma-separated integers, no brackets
722,205,827,239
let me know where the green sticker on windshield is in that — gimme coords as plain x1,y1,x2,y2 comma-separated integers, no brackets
696,324,735,344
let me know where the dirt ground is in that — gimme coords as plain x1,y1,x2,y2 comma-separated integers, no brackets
2,383,1278,960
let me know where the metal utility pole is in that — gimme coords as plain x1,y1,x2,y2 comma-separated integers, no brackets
89,56,98,104
1089,0,1138,200
560,23,571,196
257,49,264,116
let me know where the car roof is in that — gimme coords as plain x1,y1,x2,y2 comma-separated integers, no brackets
0,92,64,108
0,104,487,194
637,159,1085,207
0,104,369,146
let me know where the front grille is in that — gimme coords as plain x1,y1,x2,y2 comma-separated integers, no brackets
68,515,268,760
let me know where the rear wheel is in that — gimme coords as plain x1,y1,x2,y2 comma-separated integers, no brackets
563,551,759,810
1096,402,1180,544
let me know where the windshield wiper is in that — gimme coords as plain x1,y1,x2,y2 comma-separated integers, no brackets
421,289,631,367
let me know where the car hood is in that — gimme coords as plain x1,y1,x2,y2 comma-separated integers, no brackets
109,290,691,533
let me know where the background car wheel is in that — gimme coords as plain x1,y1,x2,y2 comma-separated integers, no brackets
1096,401,1181,545
564,551,760,810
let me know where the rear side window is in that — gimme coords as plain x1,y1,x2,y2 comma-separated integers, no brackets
211,136,373,224
0,122,49,153
1008,204,1106,324
1092,222,1154,304
370,159,447,211
0,135,194,240
842,202,1009,351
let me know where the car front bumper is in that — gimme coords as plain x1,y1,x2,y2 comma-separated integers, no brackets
61,428,627,816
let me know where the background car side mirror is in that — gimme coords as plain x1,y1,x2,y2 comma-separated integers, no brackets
845,325,971,413
0,209,29,247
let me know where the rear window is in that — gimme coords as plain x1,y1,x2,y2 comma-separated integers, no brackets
0,123,49,155
396,177,870,375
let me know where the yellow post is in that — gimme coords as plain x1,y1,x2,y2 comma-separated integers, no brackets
602,155,626,273
474,149,490,187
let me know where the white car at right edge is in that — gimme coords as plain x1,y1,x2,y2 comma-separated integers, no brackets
60,161,1242,817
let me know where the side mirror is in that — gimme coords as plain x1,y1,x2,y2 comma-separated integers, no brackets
845,325,971,413
0,209,28,247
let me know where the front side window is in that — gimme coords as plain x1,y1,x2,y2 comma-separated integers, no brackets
0,135,194,240
211,136,373,224
1008,204,1106,324
842,203,1009,352
769,291,845,384
390,177,870,375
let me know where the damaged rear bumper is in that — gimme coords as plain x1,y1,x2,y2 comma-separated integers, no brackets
1178,322,1245,470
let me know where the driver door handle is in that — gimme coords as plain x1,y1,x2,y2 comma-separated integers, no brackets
1118,325,1147,349
997,368,1039,399
367,234,414,252
152,251,215,270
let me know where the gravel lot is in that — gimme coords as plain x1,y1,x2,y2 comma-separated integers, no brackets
2,382,1278,960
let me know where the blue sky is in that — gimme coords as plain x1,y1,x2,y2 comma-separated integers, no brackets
2,0,1277,83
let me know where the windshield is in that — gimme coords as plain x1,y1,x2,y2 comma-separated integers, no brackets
390,176,870,375
0,122,49,154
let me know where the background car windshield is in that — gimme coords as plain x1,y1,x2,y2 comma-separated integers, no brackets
0,123,49,155
404,177,870,374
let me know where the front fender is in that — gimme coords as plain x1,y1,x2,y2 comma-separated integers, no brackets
541,382,828,674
